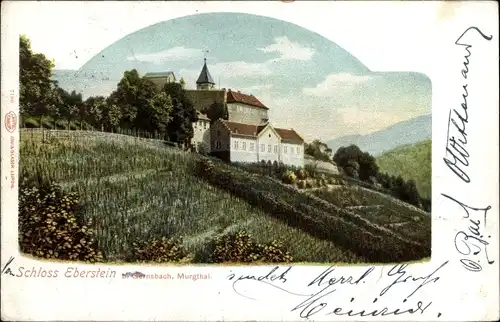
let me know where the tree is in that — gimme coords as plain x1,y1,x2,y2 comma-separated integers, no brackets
107,69,142,129
149,92,173,135
134,78,159,132
305,140,332,162
204,101,228,123
179,77,186,89
19,35,59,126
49,88,63,128
163,82,197,147
83,96,106,130
359,152,379,181
57,88,83,129
102,98,122,132
399,179,422,208
333,145,379,181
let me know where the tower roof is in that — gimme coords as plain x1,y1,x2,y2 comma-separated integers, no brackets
196,58,215,85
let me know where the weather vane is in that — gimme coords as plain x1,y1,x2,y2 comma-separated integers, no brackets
203,48,209,61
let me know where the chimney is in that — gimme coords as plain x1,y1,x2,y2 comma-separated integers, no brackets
228,88,231,92
238,90,241,93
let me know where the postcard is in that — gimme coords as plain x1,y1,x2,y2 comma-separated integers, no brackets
1,1,499,321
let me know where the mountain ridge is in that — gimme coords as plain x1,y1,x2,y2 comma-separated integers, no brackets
327,114,431,156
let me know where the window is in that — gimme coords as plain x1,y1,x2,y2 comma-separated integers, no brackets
242,142,247,150
216,141,221,149
250,143,254,151
274,145,278,153
217,130,221,138
261,144,265,152
297,147,300,154
234,140,239,150
268,145,271,153
284,146,288,154
291,147,294,154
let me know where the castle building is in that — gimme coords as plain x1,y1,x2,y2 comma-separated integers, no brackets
188,59,304,167
143,71,176,89
145,60,305,166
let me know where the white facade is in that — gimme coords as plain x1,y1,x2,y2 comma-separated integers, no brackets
223,123,304,167
192,118,211,153
280,142,305,167
255,125,281,164
229,136,258,163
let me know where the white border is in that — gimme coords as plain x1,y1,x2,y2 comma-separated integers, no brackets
1,1,499,321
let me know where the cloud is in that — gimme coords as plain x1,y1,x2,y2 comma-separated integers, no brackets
210,61,272,77
127,46,202,63
259,36,315,61
179,61,272,88
302,72,376,97
239,84,274,92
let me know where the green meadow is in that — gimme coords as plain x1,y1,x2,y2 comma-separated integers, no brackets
20,130,431,264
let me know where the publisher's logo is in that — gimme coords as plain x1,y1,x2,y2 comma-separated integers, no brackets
4,111,17,133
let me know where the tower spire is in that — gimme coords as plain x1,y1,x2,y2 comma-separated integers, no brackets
196,50,215,90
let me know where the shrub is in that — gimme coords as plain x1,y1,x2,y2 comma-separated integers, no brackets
18,178,103,262
297,180,306,189
295,169,308,180
304,164,318,178
210,230,293,263
130,236,191,263
281,170,297,184
194,159,430,263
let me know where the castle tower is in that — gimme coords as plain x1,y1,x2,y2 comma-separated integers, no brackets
196,58,215,90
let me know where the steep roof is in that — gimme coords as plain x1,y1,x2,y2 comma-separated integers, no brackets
219,121,303,144
196,59,215,85
274,128,304,144
144,71,175,78
220,120,262,137
226,90,268,110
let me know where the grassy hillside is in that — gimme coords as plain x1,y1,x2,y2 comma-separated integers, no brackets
376,139,431,199
20,130,430,264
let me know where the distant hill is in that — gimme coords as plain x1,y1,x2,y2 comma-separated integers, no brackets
327,114,431,156
376,139,431,199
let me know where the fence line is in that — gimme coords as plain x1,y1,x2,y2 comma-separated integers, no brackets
20,128,182,148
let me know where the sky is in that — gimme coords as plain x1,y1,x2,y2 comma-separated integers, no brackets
8,2,444,141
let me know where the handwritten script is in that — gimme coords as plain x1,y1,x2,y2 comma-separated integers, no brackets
442,194,494,272
444,26,493,183
227,262,448,319
441,26,495,273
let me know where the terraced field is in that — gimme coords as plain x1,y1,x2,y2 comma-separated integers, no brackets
20,130,363,263
20,130,431,263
